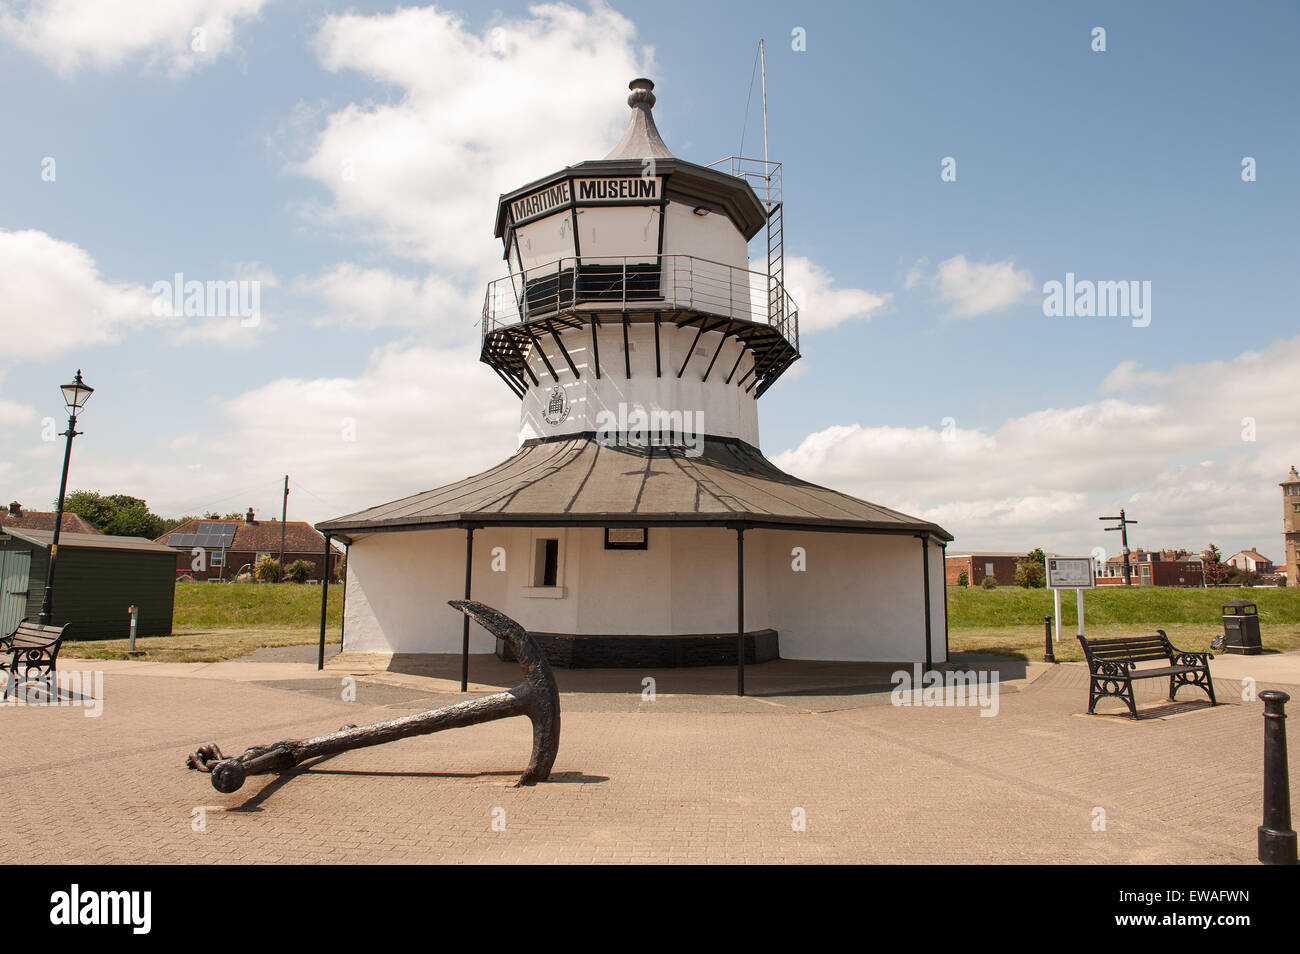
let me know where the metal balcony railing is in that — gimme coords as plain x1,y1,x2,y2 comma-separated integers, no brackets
480,254,799,353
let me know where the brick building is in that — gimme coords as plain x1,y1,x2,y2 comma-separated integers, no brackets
1097,548,1204,587
945,552,1023,586
1,501,100,535
155,508,341,581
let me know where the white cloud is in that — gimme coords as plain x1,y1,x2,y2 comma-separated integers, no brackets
783,256,890,333
0,0,268,76
295,2,648,272
0,398,38,427
0,229,158,361
294,263,478,337
906,254,1036,317
125,343,521,523
0,230,276,362
772,335,1300,557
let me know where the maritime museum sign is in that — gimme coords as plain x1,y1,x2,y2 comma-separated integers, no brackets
510,176,662,224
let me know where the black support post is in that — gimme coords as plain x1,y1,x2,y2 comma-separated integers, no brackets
38,411,78,624
549,324,580,379
461,527,475,692
339,542,348,653
526,329,559,382
622,313,631,378
941,541,950,662
920,534,932,673
1044,615,1056,663
736,527,745,697
1259,690,1297,865
653,315,661,377
677,320,706,378
317,534,332,670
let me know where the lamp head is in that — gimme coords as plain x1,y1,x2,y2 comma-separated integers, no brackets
61,369,93,412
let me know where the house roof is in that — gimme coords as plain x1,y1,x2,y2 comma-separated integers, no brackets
1227,550,1273,563
153,518,329,554
316,436,953,543
1,527,174,553
0,510,100,534
946,551,1039,559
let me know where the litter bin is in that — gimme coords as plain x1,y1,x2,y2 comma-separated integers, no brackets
1221,600,1262,655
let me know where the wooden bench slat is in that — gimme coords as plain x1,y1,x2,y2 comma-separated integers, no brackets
11,635,59,648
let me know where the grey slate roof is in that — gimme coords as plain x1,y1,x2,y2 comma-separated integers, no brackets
316,437,952,542
1,527,176,553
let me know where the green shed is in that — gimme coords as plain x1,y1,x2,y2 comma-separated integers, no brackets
0,527,176,640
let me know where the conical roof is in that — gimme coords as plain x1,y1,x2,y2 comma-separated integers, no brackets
317,436,951,542
604,78,674,160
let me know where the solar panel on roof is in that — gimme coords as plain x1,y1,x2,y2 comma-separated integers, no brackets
169,522,236,550
187,522,237,549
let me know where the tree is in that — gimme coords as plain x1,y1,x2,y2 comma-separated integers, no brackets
1014,548,1047,588
285,559,313,584
957,569,969,587
62,491,169,538
1225,564,1260,587
1203,544,1229,586
255,555,280,583
160,515,199,534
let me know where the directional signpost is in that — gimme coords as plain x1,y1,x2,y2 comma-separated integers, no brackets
1045,556,1096,643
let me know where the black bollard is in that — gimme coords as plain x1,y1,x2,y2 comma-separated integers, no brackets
1044,615,1056,664
1258,690,1297,865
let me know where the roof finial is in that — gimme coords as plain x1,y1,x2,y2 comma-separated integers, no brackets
627,77,656,108
605,77,674,160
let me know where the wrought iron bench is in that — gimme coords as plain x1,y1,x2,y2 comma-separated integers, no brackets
2,620,70,700
1077,630,1216,719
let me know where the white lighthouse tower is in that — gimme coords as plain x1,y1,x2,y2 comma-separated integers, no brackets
482,77,795,449
320,79,951,691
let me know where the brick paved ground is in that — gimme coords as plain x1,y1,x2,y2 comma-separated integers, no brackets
1,654,1295,863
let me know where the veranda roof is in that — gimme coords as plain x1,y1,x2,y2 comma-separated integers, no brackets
317,436,952,544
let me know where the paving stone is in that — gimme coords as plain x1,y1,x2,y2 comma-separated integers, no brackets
0,659,1294,863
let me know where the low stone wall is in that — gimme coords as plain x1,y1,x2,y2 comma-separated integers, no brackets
496,630,779,668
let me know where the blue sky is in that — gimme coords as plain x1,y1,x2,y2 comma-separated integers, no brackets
0,0,1296,560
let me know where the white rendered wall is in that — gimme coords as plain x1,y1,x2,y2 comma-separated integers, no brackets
514,211,575,272
517,321,759,444
575,206,660,263
759,531,947,663
660,200,749,271
343,525,942,662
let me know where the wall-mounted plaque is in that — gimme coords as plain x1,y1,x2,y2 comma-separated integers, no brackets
604,527,648,550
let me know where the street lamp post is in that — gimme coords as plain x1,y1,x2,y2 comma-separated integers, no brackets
38,370,93,625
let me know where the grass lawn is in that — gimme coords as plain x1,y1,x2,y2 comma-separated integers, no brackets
62,627,330,663
59,579,1300,664
61,581,343,662
946,586,1300,660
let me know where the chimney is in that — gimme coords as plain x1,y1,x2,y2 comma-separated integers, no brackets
246,508,256,524
7,501,20,516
